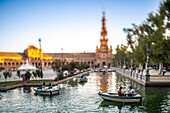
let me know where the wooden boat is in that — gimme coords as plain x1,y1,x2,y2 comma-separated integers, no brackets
98,92,142,103
78,77,88,82
33,87,59,96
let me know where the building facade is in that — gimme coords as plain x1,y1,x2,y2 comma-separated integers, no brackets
0,12,113,70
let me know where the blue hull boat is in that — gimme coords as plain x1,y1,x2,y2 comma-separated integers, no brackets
33,87,59,96
78,78,88,82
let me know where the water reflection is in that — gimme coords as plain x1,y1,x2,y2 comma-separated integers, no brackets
115,73,146,95
0,72,169,112
143,87,170,112
23,87,32,93
100,100,143,113
67,78,79,87
0,94,2,100
96,72,114,93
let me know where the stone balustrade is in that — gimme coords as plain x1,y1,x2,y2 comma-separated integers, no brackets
113,67,170,86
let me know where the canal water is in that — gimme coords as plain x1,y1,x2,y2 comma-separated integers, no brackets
0,72,170,112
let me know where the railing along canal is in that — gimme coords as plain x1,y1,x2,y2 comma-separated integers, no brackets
113,67,170,86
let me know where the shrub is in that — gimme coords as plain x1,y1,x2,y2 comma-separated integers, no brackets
17,70,21,79
58,73,64,80
3,71,9,81
25,71,32,81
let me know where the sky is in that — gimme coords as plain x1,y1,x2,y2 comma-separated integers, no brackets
0,0,161,54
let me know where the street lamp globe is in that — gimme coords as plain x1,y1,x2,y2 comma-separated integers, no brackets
39,38,41,43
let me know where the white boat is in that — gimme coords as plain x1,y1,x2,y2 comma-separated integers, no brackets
33,87,59,96
78,77,88,82
98,92,142,103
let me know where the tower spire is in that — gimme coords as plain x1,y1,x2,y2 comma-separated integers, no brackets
101,11,107,39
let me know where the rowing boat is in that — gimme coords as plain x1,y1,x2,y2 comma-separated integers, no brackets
98,92,142,103
33,87,59,96
78,77,88,82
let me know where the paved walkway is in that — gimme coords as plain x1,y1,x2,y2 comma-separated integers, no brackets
0,72,88,91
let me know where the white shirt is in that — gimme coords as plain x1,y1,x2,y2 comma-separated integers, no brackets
129,89,135,94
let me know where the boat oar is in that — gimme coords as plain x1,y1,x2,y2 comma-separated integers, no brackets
123,95,125,103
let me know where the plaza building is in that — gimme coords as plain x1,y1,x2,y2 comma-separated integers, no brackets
0,12,113,70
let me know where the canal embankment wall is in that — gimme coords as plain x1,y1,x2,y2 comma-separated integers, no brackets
114,67,170,87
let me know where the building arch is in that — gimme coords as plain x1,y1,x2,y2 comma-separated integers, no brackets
102,62,106,67
48,62,51,66
4,62,7,66
44,62,47,66
16,62,19,66
8,62,11,66
108,63,111,68
12,62,15,66
35,62,37,67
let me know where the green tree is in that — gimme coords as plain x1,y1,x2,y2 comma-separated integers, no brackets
52,59,68,80
25,71,31,81
123,0,170,74
146,1,169,74
114,44,128,68
8,71,12,80
69,61,76,71
17,70,21,79
76,63,89,72
52,59,62,74
36,70,43,78
32,71,38,79
3,71,9,81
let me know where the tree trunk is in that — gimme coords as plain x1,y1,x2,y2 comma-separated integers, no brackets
158,62,163,75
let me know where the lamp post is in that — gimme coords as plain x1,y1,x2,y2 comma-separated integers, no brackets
146,45,150,82
61,48,63,74
131,53,133,76
123,57,126,73
123,57,126,69
146,45,150,75
120,59,121,68
39,38,43,78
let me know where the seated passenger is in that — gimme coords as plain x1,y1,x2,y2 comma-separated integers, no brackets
42,82,45,89
48,83,53,89
118,86,124,96
128,86,135,96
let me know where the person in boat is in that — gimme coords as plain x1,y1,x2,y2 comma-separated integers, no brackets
163,67,166,75
42,82,46,89
48,83,53,89
128,86,135,96
118,86,125,96
81,75,86,79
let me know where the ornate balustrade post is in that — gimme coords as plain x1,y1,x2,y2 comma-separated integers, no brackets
140,73,142,81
